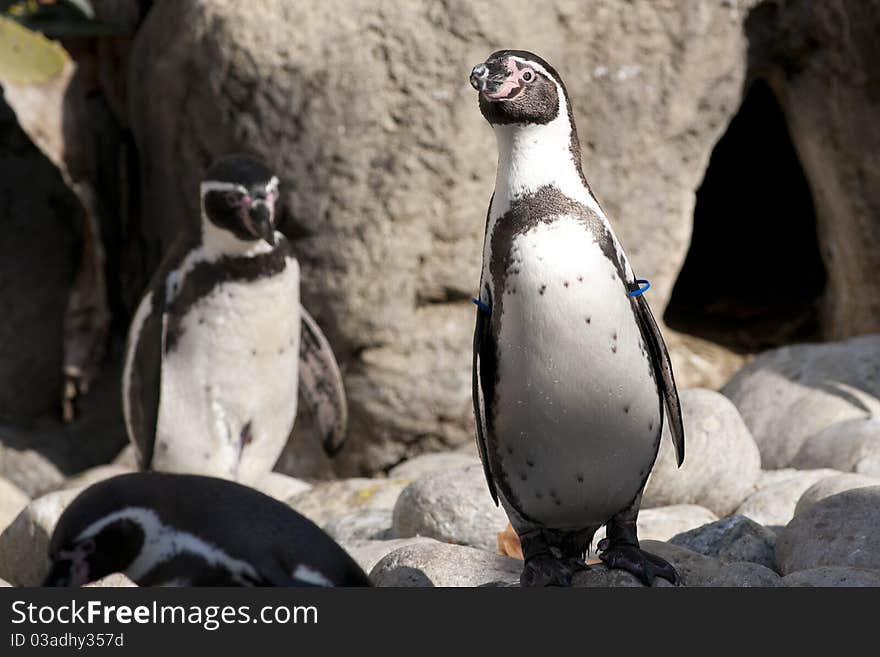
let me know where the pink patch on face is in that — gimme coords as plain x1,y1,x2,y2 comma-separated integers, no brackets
484,59,533,100
58,545,92,586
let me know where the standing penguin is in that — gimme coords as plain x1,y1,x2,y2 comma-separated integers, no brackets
123,155,347,482
469,51,685,586
43,473,371,586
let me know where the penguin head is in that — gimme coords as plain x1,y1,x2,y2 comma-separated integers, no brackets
200,155,280,247
43,504,144,587
470,50,566,127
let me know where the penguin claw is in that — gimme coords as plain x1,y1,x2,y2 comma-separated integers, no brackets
598,542,681,586
520,555,590,587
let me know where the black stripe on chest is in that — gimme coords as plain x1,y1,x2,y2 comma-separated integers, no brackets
487,185,627,321
165,240,291,352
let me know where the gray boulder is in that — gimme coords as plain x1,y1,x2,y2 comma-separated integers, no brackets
776,487,880,574
593,504,718,545
794,473,880,518
0,440,65,497
324,509,393,542
56,464,135,491
388,452,480,481
705,562,782,587
781,567,880,587
370,542,521,587
392,464,508,550
735,468,840,526
643,389,761,516
0,477,29,534
287,477,408,527
341,537,437,575
639,540,726,587
0,487,82,586
792,417,880,477
572,565,674,588
670,515,777,570
251,472,312,502
722,336,880,468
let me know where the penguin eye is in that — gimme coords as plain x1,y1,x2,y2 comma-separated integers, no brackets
79,538,96,555
224,191,240,204
522,70,534,82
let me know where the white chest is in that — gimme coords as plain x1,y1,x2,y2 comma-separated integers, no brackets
154,259,301,482
489,216,660,527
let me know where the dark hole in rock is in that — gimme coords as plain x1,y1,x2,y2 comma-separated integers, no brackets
664,79,826,352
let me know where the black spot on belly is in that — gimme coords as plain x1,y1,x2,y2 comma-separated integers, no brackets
251,349,257,356
577,276,583,282
506,445,514,455
576,474,584,483
648,421,654,431
520,472,528,481
526,459,535,468
563,281,569,288
539,284,546,295
611,345,617,354
624,405,630,414
240,421,254,447
535,491,543,500
198,317,205,325
585,317,591,325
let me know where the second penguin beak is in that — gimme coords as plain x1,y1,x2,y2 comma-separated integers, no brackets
248,203,275,246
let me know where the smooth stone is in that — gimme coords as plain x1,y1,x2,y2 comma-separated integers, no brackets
0,441,65,497
639,539,725,587
791,417,880,476
85,573,137,587
0,477,30,534
324,509,393,542
781,567,880,587
251,472,312,502
776,487,880,574
643,388,761,517
341,537,437,575
391,464,508,550
287,478,408,526
0,487,83,586
722,336,880,468
370,542,521,587
794,473,880,517
112,444,139,469
735,468,841,526
705,562,782,587
670,515,777,570
572,564,674,588
388,452,480,481
593,504,719,545
56,464,135,491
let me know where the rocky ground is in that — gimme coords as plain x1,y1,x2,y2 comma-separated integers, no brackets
1,336,880,587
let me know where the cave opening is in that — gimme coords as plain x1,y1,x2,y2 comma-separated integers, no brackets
664,79,826,352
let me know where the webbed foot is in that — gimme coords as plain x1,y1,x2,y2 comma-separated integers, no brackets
597,539,680,586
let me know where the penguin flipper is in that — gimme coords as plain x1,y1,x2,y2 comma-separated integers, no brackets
631,293,685,466
473,298,499,506
298,305,348,457
122,292,163,470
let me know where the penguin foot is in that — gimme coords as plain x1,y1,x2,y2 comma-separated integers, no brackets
597,539,680,586
520,555,589,587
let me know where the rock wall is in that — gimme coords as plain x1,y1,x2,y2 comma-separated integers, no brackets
128,0,757,474
746,0,880,340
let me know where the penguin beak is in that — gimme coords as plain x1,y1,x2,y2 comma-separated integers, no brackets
43,559,73,587
247,203,276,246
470,58,521,100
